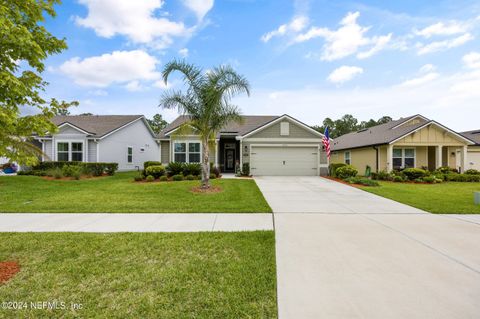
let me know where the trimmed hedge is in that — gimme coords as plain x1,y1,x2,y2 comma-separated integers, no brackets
335,165,358,179
329,163,347,177
144,161,162,169
465,169,480,175
402,168,428,181
31,161,118,176
145,165,166,179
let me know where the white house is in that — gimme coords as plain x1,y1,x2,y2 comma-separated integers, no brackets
34,115,159,171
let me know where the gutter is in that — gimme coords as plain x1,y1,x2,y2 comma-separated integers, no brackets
373,146,379,173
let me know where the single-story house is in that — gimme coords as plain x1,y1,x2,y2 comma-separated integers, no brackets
157,114,329,176
330,114,476,174
461,130,480,171
33,115,159,171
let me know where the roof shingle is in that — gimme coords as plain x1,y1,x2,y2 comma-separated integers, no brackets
51,115,144,137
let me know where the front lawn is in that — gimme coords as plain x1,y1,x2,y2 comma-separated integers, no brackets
359,182,480,214
0,172,271,213
0,232,277,318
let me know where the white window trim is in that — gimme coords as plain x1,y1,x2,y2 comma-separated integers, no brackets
127,146,133,164
392,148,416,169
344,151,351,165
55,140,85,162
172,140,202,163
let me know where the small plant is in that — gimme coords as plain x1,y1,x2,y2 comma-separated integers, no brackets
146,175,155,182
145,165,166,179
72,171,81,180
159,176,168,182
183,163,201,176
344,177,379,186
185,174,195,180
134,175,143,182
172,174,184,181
376,170,393,181
393,175,404,182
422,176,436,184
166,162,185,177
465,169,480,175
402,168,428,181
51,167,63,179
62,164,82,177
437,166,458,174
242,163,250,176
335,165,358,179
329,163,347,177
414,178,424,183
209,173,217,179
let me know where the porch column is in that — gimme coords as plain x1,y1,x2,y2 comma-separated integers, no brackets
214,139,219,167
386,144,393,172
239,140,243,168
436,145,443,168
461,145,468,173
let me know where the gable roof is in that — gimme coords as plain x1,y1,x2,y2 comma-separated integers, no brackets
158,115,280,139
48,115,148,138
331,115,474,151
461,130,480,145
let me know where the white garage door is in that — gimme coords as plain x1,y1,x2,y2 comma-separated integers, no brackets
467,152,480,170
250,146,318,176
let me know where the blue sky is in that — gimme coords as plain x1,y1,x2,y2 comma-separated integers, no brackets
42,0,480,131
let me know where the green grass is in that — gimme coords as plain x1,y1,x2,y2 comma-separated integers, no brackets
359,181,480,214
0,232,277,318
0,172,271,213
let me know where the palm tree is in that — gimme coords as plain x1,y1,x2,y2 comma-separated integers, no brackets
160,60,250,189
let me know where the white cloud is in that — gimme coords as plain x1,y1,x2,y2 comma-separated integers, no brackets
89,89,108,96
75,0,192,49
327,66,363,84
182,0,214,21
178,48,189,58
293,12,391,61
463,52,480,69
416,33,474,55
419,64,436,73
414,21,469,38
125,80,143,92
59,50,160,87
398,64,439,87
261,16,309,42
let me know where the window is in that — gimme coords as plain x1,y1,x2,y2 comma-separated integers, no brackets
71,143,83,161
57,142,69,161
280,122,290,136
188,142,201,163
392,148,415,169
127,147,133,163
174,142,201,163
344,151,351,165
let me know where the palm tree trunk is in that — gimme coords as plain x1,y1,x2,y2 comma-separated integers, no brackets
201,137,210,188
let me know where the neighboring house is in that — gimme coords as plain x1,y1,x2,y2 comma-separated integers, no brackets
330,114,476,174
33,115,159,171
157,114,329,176
461,130,480,170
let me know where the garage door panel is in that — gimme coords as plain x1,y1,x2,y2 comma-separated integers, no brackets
251,146,318,176
468,152,480,170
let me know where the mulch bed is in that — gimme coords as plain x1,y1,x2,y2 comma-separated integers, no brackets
190,186,223,194
0,261,20,284
321,176,363,188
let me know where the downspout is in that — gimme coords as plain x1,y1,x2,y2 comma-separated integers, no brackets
373,146,379,173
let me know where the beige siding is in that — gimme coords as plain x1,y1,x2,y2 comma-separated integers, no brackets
415,146,428,168
160,141,170,164
248,118,320,139
394,125,465,146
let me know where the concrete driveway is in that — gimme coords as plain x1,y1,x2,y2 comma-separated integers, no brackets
254,176,480,319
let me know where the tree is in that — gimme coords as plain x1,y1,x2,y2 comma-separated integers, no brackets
313,114,393,138
1,0,78,165
160,60,250,189
57,108,71,116
147,114,168,134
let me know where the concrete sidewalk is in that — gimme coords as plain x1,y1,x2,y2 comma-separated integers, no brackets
0,213,273,232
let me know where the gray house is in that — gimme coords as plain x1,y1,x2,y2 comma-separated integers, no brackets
158,114,329,176
34,115,159,171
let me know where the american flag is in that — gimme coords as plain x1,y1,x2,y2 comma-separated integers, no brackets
322,127,331,159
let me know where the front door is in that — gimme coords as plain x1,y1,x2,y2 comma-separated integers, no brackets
225,149,235,172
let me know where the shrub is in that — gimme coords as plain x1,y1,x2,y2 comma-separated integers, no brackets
33,161,118,176
145,165,166,179
465,169,480,175
437,166,458,174
166,162,184,177
211,166,221,178
48,167,63,179
402,168,428,181
377,170,393,181
422,176,436,184
172,174,184,181
344,177,379,186
62,165,82,177
183,163,201,176
144,161,162,169
146,175,155,182
329,163,347,177
134,175,143,182
335,165,358,179
159,176,168,182
393,175,404,182
209,173,217,179
185,174,195,180
196,175,202,180
414,178,424,183
242,163,250,176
